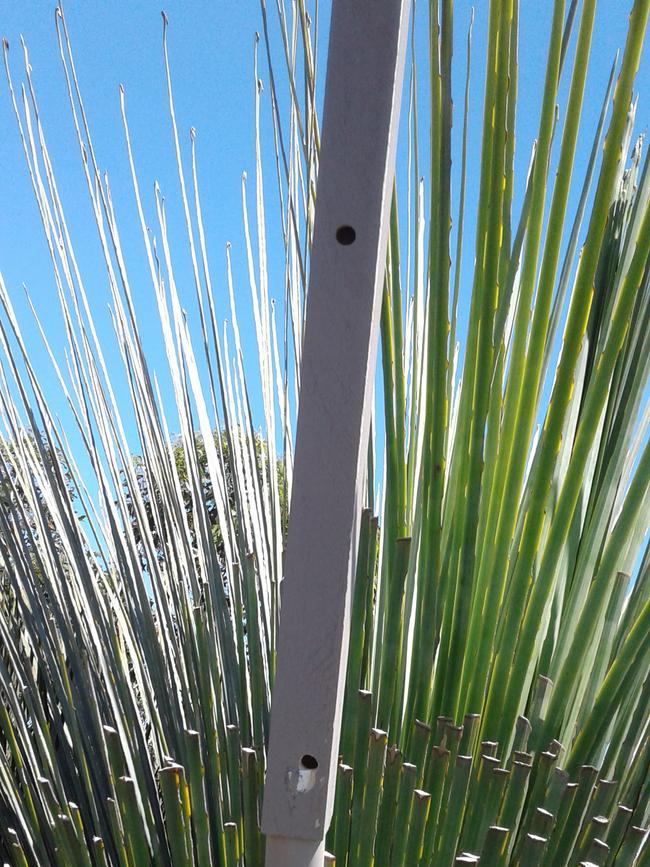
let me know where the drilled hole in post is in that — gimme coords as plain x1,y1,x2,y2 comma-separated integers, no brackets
336,225,356,246
300,754,319,770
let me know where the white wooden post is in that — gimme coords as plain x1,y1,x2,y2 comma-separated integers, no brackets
262,1,410,864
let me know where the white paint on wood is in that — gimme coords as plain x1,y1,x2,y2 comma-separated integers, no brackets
262,0,410,859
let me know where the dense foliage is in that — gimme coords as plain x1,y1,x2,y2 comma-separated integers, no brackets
0,1,648,865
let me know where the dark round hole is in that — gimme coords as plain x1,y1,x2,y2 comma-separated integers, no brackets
300,754,318,770
336,225,356,246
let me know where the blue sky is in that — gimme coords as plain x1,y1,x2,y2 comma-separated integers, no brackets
0,1,648,472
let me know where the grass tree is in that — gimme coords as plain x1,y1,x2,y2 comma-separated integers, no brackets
0,1,649,865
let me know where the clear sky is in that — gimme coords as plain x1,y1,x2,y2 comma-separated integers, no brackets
0,1,648,468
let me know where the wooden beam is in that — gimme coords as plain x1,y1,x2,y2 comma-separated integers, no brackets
262,1,410,862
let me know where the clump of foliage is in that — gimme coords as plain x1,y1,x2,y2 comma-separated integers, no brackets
126,430,288,567
0,1,649,866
